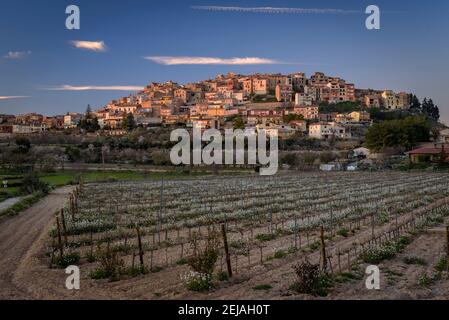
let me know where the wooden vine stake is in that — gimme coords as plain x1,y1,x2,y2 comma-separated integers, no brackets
221,224,232,278
60,209,68,246
136,226,144,271
56,216,64,259
320,226,327,272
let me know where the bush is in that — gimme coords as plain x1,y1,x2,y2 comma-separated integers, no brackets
309,240,321,250
337,228,349,238
360,244,397,264
19,172,50,195
255,233,276,242
417,272,440,287
216,271,229,281
274,249,286,259
185,272,214,292
434,256,448,272
15,137,31,154
403,256,427,266
291,261,333,297
121,266,149,277
187,231,220,276
91,243,124,281
53,252,80,268
184,230,221,291
176,258,188,265
85,252,96,263
360,236,411,264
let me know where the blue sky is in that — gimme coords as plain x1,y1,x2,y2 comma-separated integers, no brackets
0,0,448,122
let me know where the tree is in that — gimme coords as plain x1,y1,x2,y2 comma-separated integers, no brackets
281,153,299,167
65,145,81,162
85,104,93,119
283,114,304,123
409,94,421,113
233,116,245,130
15,137,31,154
421,98,440,122
365,116,431,151
408,94,440,122
319,101,361,114
122,113,136,131
79,106,100,133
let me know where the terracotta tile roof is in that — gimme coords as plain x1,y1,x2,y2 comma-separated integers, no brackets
407,147,447,155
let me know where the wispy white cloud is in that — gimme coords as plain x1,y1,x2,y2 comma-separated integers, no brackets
3,51,31,59
70,41,107,52
145,56,283,65
0,96,29,100
45,85,142,91
191,6,359,14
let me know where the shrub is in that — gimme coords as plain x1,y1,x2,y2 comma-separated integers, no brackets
185,272,214,292
403,256,427,266
121,266,149,277
229,240,246,249
86,252,96,263
291,261,333,297
273,249,286,259
185,230,220,291
360,236,411,264
187,231,220,276
337,228,349,238
255,233,276,242
360,244,397,264
91,243,124,281
176,258,188,265
19,172,50,195
216,271,229,281
53,252,80,268
417,272,440,287
434,256,448,272
309,240,321,251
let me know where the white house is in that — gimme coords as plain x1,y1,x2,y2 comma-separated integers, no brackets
309,122,350,140
438,129,449,144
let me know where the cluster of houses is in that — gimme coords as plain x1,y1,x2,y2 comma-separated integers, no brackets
0,72,412,139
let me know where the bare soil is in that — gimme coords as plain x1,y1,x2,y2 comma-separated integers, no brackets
1,187,448,300
330,225,449,300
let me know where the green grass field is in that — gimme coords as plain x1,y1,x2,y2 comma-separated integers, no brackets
38,170,214,186
0,167,252,203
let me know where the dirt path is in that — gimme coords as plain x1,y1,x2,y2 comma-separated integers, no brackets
0,196,24,212
0,186,72,299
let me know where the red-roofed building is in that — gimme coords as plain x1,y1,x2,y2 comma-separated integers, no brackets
407,145,449,164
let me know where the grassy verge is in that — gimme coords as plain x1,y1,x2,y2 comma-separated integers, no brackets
39,169,245,187
0,191,45,219
0,187,20,202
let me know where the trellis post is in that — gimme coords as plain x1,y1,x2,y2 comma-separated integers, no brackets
221,224,232,278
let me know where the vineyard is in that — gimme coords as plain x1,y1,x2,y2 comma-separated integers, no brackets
48,172,449,297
